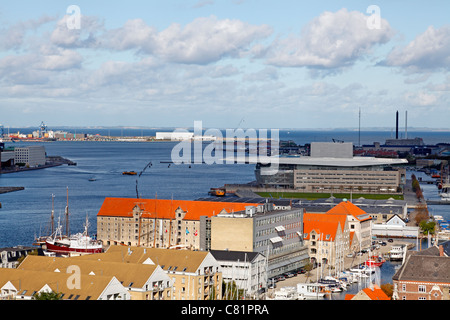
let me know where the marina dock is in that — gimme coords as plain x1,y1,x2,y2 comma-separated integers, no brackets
269,239,414,292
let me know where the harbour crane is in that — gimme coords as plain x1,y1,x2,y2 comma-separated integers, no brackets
39,121,48,138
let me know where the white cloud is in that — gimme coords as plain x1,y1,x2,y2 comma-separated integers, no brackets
383,25,450,72
404,90,439,107
264,8,393,70
50,15,103,48
103,16,272,64
0,15,56,50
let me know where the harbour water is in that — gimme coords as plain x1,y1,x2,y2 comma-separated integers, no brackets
0,129,449,251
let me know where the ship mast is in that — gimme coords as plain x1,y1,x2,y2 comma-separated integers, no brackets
65,187,70,236
51,194,55,235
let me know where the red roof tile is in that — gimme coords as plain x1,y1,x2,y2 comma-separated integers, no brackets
97,197,260,221
326,201,371,221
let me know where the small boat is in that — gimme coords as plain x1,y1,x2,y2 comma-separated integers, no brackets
350,265,375,274
208,188,226,197
268,287,304,300
88,177,96,181
440,183,450,201
122,171,137,175
389,244,407,261
296,283,326,299
364,255,386,267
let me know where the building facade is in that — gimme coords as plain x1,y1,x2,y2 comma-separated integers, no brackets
210,203,309,278
302,212,350,274
210,250,267,298
392,241,450,300
96,197,260,249
255,142,407,193
326,201,373,250
102,246,223,300
14,145,46,167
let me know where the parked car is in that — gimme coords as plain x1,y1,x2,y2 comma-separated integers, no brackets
283,272,294,278
346,253,354,258
388,238,394,242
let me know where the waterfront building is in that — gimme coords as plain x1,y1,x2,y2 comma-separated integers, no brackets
18,255,172,300
0,268,130,300
302,212,351,273
79,245,222,300
326,201,373,250
392,240,450,300
14,145,46,167
210,203,309,279
254,142,407,194
293,197,408,222
96,197,260,249
371,214,419,238
0,246,40,269
210,250,267,298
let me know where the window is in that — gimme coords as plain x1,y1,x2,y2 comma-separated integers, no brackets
418,285,426,293
402,284,406,292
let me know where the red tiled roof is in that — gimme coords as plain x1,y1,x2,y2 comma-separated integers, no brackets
303,213,347,241
362,285,390,300
97,197,260,221
326,201,371,221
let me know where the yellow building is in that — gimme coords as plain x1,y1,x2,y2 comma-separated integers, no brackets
74,245,223,300
18,255,172,300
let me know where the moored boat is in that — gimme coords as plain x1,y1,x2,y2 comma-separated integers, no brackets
45,216,103,255
122,171,137,175
296,283,326,299
364,255,386,267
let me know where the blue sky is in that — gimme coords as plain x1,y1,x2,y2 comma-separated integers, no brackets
1,1,449,129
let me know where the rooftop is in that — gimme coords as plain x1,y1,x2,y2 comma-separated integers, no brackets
227,155,408,167
326,201,372,222
97,197,261,220
393,241,450,283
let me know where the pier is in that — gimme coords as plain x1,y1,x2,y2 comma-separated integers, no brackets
0,187,24,194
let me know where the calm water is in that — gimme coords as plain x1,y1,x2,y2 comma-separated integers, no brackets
1,130,449,249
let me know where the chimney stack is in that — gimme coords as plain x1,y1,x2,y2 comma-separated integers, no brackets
439,245,444,257
396,111,399,139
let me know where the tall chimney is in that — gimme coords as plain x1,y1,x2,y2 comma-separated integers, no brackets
440,245,444,257
405,110,408,139
396,111,399,139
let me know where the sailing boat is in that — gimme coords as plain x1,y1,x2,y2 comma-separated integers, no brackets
36,188,103,255
45,214,103,254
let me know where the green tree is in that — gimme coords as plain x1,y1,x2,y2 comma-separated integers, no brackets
33,291,62,300
222,281,243,300
419,220,436,235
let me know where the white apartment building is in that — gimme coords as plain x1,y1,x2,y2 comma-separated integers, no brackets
14,145,46,167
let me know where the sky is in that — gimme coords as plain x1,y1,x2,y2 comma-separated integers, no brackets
1,0,450,129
